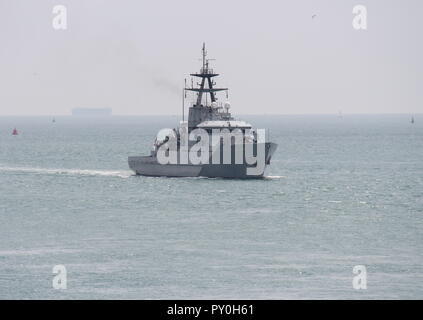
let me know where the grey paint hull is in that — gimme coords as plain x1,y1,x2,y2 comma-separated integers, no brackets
128,142,277,179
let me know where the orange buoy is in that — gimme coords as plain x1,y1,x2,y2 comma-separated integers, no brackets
12,128,18,135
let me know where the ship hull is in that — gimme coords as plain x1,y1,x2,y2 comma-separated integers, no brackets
128,142,277,179
128,156,202,177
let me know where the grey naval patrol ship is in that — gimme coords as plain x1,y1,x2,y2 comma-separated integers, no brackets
128,44,277,179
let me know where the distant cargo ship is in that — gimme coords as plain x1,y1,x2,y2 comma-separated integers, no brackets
71,108,112,116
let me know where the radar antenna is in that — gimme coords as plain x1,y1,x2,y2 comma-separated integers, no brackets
185,43,228,106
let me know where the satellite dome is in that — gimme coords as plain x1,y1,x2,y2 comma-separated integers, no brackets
224,101,231,109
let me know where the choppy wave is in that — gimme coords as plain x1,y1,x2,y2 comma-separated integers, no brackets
0,166,133,178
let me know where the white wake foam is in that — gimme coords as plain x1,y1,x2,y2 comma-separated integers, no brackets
264,175,286,180
0,166,133,178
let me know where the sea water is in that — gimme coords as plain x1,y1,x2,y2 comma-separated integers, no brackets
0,114,422,299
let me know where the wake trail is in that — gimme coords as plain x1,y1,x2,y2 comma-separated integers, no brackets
0,166,133,178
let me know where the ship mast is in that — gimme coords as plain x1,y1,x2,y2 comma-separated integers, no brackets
185,43,228,106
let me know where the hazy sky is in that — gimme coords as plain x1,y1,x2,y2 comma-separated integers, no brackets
0,0,422,115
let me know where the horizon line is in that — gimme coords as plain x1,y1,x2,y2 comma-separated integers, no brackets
0,112,421,117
